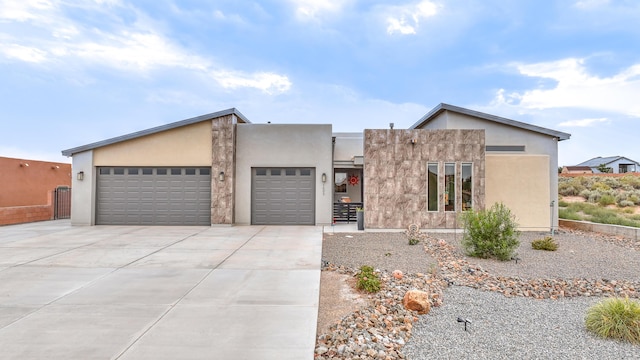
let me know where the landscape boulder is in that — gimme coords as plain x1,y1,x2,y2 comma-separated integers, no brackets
403,290,431,314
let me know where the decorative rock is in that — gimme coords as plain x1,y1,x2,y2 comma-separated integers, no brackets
393,270,404,280
402,290,431,314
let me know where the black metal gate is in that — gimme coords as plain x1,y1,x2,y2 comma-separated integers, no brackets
54,187,71,219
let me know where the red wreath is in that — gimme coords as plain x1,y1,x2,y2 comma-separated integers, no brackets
348,175,359,186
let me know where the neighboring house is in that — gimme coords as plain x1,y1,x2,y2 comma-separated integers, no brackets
576,156,640,174
561,166,593,174
0,156,72,225
61,103,570,231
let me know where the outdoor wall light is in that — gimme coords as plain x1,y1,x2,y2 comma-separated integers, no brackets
77,171,84,181
321,173,327,183
219,171,225,182
20,163,29,167
51,165,60,169
410,138,417,145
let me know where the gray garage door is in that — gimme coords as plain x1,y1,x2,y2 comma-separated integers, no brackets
96,167,211,225
252,167,315,225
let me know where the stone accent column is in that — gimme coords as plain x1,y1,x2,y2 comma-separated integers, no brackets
211,115,236,224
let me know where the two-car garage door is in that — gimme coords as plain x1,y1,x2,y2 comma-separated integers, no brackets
96,167,211,225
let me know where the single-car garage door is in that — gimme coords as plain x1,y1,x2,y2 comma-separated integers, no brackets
96,167,211,225
252,167,315,225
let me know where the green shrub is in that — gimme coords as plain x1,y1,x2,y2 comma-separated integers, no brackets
531,236,558,251
356,265,381,293
598,194,616,207
460,202,520,261
408,238,420,245
585,297,640,344
558,199,569,207
559,208,582,220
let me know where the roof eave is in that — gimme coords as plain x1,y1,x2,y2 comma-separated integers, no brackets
410,103,571,141
61,108,250,157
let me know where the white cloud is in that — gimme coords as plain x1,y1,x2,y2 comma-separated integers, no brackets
385,0,439,35
212,71,292,94
2,44,48,63
0,1,291,94
503,57,640,117
574,0,610,9
558,118,609,127
0,0,55,22
288,0,350,21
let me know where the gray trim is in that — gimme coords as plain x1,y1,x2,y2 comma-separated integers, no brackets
62,108,250,157
410,103,571,141
486,145,526,152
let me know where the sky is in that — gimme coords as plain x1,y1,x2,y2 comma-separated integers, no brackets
1,0,639,167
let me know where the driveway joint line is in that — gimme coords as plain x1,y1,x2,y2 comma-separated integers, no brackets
113,226,267,359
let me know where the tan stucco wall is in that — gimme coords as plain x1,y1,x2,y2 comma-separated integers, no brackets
420,110,561,229
486,154,550,231
93,121,212,166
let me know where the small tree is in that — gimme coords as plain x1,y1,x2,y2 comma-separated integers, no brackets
596,163,612,173
460,202,520,261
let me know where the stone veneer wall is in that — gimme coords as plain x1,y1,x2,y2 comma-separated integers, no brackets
211,115,236,224
363,129,485,229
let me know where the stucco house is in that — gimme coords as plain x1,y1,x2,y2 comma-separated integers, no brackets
61,103,570,231
576,156,640,174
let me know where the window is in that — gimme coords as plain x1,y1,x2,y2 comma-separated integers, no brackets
445,163,455,212
270,169,281,176
300,169,311,176
200,168,210,175
462,163,472,211
157,168,167,175
335,172,347,193
142,168,153,175
256,168,267,176
171,168,181,175
128,168,139,175
99,168,110,175
427,163,438,211
286,169,296,176
114,168,125,175
185,168,196,175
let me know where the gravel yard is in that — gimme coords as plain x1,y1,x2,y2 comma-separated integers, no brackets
316,229,640,359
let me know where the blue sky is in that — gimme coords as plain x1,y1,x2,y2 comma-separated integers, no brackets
1,0,639,166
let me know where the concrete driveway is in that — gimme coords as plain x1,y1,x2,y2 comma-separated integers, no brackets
0,220,322,359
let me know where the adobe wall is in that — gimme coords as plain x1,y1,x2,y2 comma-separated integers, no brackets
0,157,71,207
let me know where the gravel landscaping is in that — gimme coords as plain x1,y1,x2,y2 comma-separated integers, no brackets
317,229,640,359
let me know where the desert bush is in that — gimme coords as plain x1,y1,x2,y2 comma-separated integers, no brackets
531,236,558,251
621,175,640,189
619,200,635,208
460,202,520,261
558,199,569,207
579,189,593,201
356,265,381,293
629,193,640,205
599,194,616,207
592,181,611,191
585,297,640,344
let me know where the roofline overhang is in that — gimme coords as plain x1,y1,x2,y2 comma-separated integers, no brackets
61,108,250,157
409,103,571,141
